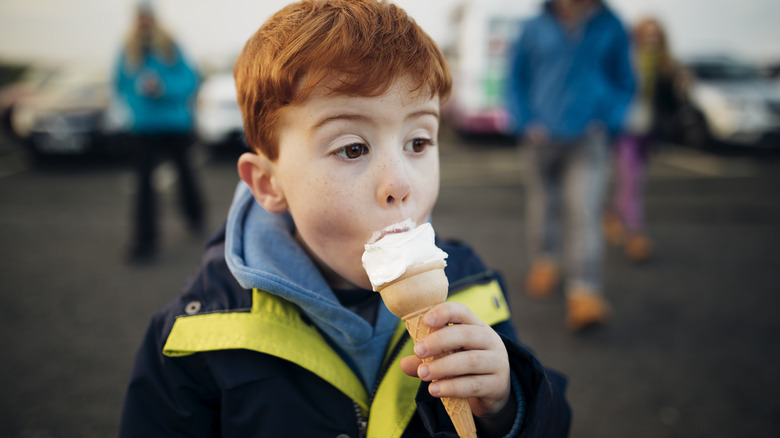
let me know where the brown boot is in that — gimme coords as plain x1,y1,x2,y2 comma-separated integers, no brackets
625,234,652,264
603,212,624,246
566,288,611,331
525,259,559,299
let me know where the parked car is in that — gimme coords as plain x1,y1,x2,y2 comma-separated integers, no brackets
11,66,125,159
195,71,245,150
681,55,780,148
0,65,56,138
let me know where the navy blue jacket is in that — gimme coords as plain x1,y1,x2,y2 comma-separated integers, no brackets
119,226,571,437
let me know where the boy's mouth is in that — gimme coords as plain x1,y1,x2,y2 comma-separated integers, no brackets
367,219,415,245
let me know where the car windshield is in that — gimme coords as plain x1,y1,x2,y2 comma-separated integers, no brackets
689,60,762,81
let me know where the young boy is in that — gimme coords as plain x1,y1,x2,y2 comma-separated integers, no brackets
119,1,570,437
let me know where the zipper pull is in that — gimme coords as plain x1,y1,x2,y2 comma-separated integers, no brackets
354,401,368,438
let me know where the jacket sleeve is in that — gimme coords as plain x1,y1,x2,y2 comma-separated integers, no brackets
505,27,535,137
603,20,636,134
491,315,571,438
119,311,220,438
114,50,136,100
503,335,571,438
158,46,200,103
490,271,570,437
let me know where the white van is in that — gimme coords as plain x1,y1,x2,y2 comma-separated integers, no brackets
441,0,533,136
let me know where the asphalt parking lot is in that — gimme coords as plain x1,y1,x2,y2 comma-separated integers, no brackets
1,130,779,437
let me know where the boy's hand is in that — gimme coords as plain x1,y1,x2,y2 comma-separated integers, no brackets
399,302,513,420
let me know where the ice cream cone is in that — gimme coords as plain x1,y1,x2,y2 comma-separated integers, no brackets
377,260,477,438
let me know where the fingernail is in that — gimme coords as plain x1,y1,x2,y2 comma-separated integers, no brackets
414,342,427,357
418,364,430,380
429,382,440,396
424,313,437,326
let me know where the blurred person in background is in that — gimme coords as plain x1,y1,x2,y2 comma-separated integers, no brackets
506,0,634,331
114,2,204,264
604,16,688,264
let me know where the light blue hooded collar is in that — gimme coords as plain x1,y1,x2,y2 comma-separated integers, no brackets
224,182,399,389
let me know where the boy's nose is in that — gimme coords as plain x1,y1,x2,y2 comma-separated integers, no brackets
376,157,411,207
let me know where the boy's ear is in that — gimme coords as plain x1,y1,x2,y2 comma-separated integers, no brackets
237,152,288,214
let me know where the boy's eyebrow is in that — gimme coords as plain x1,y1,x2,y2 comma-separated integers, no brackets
406,109,440,121
311,109,440,131
311,114,370,131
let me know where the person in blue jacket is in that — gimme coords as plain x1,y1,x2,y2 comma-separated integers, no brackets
120,1,571,436
506,0,635,331
114,3,204,263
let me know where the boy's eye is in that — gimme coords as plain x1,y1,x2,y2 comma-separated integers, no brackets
335,143,369,159
404,137,435,153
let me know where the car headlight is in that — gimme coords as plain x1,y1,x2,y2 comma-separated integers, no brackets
11,106,35,137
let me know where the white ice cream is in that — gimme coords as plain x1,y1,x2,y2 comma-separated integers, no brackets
362,220,448,291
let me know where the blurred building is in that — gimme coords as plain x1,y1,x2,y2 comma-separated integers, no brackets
440,0,534,136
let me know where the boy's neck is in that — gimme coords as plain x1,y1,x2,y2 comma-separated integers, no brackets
293,230,358,290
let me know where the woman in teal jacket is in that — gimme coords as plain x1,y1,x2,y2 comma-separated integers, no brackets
114,4,203,263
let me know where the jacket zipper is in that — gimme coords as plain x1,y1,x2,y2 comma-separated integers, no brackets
354,402,368,438
354,331,411,438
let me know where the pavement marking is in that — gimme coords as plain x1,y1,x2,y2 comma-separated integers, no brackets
0,149,30,179
651,147,758,179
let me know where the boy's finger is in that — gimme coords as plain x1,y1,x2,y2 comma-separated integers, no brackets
427,372,508,402
417,349,498,382
423,302,483,329
399,355,422,378
414,324,499,359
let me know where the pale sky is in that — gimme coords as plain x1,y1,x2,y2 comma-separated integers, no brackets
1,0,779,72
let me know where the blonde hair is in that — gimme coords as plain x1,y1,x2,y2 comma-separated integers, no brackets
123,9,176,70
633,17,677,74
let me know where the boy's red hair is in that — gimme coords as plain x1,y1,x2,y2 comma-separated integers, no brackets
233,0,452,160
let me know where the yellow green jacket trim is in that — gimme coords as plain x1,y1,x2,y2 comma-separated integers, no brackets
163,280,510,437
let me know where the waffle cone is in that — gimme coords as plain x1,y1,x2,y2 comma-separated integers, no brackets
377,261,477,438
404,312,477,438
376,260,448,318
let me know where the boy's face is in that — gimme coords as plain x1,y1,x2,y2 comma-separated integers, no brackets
259,77,441,290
